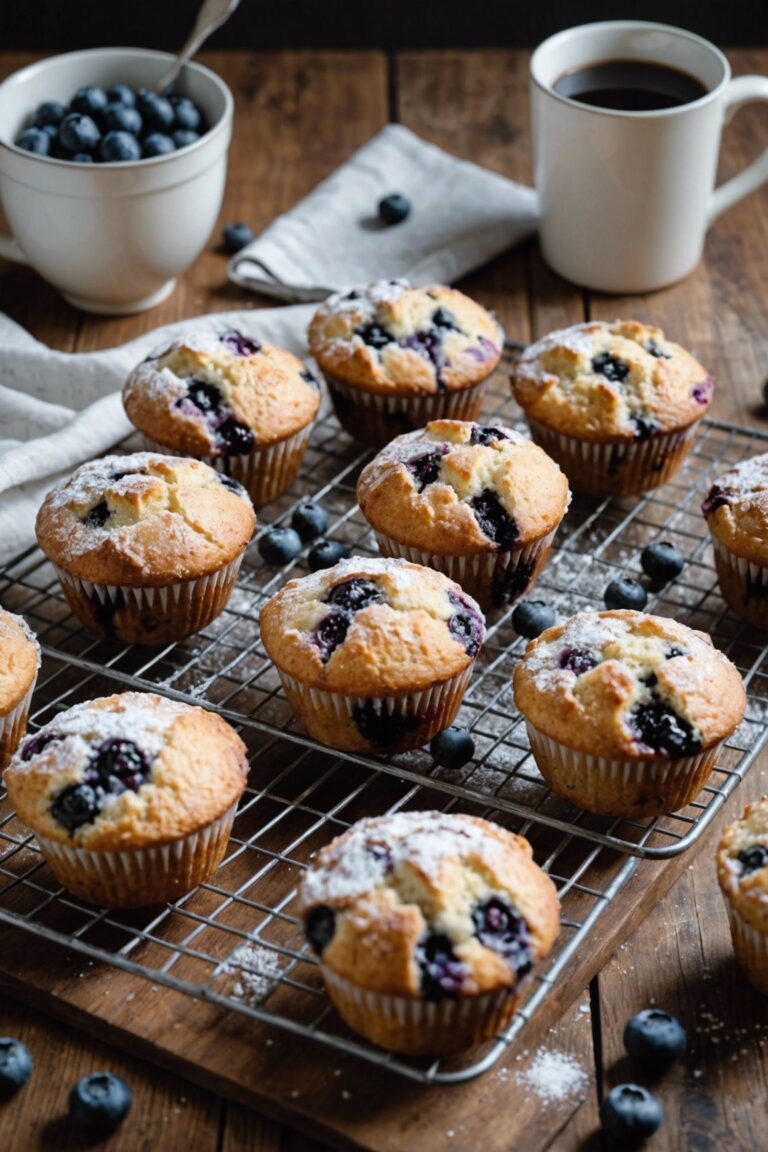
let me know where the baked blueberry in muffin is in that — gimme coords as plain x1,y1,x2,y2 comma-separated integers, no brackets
702,452,768,629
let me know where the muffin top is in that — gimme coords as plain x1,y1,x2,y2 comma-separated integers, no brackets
357,419,570,556
511,320,713,442
259,557,485,695
0,609,40,715
702,453,768,565
36,453,256,586
123,330,320,456
308,280,503,396
297,811,560,999
4,691,248,850
717,796,768,934
514,610,745,759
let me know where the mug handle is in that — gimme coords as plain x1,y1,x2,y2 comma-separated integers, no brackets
709,75,768,225
0,234,27,264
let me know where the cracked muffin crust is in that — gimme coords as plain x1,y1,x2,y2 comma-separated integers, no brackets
357,419,570,609
514,610,745,817
5,691,249,906
260,557,485,753
717,796,768,993
702,453,768,628
0,609,40,772
298,811,560,1054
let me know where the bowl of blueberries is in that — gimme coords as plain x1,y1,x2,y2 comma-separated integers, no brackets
0,47,233,313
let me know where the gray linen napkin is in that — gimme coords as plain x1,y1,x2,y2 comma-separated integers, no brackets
228,124,539,301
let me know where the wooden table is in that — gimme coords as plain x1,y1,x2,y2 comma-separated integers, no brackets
1,47,768,1152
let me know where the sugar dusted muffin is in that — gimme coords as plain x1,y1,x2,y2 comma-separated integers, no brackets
4,692,249,907
36,453,256,645
511,320,713,496
357,419,570,611
514,610,745,817
260,557,485,754
298,811,560,1055
702,453,768,629
123,329,320,506
308,280,504,446
717,796,768,994
0,609,40,772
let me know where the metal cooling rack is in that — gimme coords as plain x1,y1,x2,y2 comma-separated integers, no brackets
1,354,767,1085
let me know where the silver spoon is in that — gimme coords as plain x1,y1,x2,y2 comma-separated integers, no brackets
155,0,242,94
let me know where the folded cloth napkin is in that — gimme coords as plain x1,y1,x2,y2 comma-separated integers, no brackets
0,304,315,567
228,124,539,302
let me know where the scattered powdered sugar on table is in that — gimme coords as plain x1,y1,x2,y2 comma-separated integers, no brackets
516,1048,589,1105
216,941,283,1005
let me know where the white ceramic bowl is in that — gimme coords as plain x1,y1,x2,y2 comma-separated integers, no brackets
0,48,233,314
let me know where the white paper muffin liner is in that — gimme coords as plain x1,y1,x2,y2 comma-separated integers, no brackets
710,534,768,628
526,722,722,817
54,553,244,645
320,964,519,1056
143,423,313,507
372,529,557,612
34,800,239,908
326,374,486,446
0,679,37,772
276,664,474,753
527,418,699,497
724,903,768,994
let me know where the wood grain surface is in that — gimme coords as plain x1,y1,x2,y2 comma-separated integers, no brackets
1,47,768,1152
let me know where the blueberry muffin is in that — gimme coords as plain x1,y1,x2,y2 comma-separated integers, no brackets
702,453,768,629
308,280,504,446
357,419,570,611
260,557,485,754
511,320,713,496
123,330,320,507
513,610,745,817
4,692,248,907
0,609,40,772
298,811,560,1055
36,453,256,645
717,797,768,994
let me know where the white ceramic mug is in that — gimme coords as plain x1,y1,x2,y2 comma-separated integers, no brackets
531,21,768,293
0,48,233,314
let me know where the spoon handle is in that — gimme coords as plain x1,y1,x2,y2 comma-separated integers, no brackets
155,0,242,94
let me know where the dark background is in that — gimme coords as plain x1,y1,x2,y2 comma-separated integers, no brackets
1,0,767,51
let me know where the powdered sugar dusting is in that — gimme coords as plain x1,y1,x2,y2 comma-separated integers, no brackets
0,608,41,669
215,941,283,1005
711,452,768,499
516,1048,589,1104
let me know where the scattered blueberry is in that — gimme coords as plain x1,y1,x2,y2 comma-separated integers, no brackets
430,726,475,769
184,379,221,413
142,132,175,158
640,542,684,584
604,578,648,611
304,905,336,954
70,152,94,163
102,103,142,135
71,85,108,118
69,1073,133,1132
100,131,141,163
172,129,200,149
624,1009,687,1074
600,1084,663,1147
402,329,446,390
592,352,630,383
512,600,556,639
136,89,175,133
308,540,350,571
292,500,329,541
16,127,50,155
223,221,255,253
0,1038,33,1097
378,192,411,225
258,527,303,566
171,95,203,132
632,414,659,441
631,700,701,757
737,845,768,874
32,100,66,128
94,738,150,793
416,933,467,1000
107,83,136,107
472,896,532,976
58,112,101,154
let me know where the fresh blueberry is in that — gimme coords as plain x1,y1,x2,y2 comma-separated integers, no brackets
0,1038,33,1097
624,1009,687,1074
645,338,671,359
107,84,136,108
58,112,101,154
407,449,446,491
142,132,176,157
430,726,475,769
223,221,254,253
136,89,175,133
258,527,303,566
292,500,329,541
354,321,392,350
512,600,556,639
71,86,109,118
559,646,599,675
600,1084,663,1147
171,96,203,132
631,700,701,757
100,131,141,163
307,540,351,571
69,1072,133,1131
469,490,519,549
15,128,50,155
83,499,111,528
102,103,143,135
172,129,200,149
32,100,66,128
40,123,59,139
472,895,532,977
378,193,411,225
592,352,630,383
50,783,104,834
220,330,261,357
447,590,484,657
216,417,255,456
640,542,684,584
604,578,648,611
737,845,768,874
304,905,336,954
70,152,94,163
416,933,467,1000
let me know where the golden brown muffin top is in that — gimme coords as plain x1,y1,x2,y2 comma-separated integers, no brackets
0,608,40,716
702,452,768,565
717,796,768,934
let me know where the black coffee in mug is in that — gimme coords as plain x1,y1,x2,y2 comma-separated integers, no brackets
553,59,708,111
